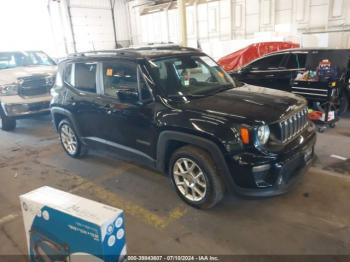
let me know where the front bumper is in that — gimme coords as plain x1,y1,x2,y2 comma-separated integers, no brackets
1,95,51,118
230,124,316,197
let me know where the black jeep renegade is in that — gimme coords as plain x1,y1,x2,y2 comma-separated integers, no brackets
50,46,316,209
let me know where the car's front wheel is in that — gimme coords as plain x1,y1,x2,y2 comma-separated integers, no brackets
169,145,224,209
1,115,16,131
58,119,86,158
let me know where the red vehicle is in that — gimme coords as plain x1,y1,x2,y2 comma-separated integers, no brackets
218,41,300,72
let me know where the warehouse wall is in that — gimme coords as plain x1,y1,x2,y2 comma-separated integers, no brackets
128,0,350,59
48,0,131,57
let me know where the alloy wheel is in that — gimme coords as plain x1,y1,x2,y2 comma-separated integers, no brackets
173,158,207,202
60,124,78,155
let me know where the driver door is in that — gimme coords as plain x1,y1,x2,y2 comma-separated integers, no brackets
93,60,156,161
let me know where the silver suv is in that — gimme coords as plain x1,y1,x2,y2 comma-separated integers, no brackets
0,51,56,131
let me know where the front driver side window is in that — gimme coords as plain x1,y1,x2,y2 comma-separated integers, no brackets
102,61,138,98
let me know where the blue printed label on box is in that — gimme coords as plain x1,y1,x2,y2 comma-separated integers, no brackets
20,186,126,262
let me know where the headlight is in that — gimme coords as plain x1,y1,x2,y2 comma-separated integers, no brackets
0,84,18,96
256,125,270,145
45,76,55,87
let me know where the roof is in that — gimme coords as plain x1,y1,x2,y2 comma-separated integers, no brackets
269,47,350,55
0,50,45,54
64,45,203,62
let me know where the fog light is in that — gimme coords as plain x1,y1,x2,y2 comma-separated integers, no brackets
252,164,272,188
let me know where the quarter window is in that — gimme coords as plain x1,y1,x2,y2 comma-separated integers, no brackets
64,64,73,86
286,54,307,69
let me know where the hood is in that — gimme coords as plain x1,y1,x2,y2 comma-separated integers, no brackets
174,84,307,125
0,65,56,85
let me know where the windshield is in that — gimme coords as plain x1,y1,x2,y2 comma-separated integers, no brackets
0,51,55,70
149,55,235,97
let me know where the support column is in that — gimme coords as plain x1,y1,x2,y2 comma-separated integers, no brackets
110,0,118,48
177,0,187,46
65,0,77,53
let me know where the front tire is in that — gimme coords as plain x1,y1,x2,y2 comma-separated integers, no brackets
1,115,16,131
169,145,224,209
58,119,86,158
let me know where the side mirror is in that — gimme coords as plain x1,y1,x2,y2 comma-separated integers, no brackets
117,89,139,103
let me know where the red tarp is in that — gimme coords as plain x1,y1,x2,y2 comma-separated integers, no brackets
217,42,300,72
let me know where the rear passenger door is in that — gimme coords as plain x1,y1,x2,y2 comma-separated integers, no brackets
63,61,103,138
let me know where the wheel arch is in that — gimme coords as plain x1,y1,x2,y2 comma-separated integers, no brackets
51,107,82,138
156,130,236,192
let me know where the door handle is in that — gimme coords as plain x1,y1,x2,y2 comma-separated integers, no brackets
266,74,276,78
104,104,113,114
104,104,119,114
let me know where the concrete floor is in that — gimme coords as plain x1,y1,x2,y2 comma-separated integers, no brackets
0,114,350,259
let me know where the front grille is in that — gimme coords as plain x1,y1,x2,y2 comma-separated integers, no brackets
18,76,54,96
278,107,308,143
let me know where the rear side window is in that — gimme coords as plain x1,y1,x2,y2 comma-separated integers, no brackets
64,62,97,93
74,63,97,93
250,54,286,70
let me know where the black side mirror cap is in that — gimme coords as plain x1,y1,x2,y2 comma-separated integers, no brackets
117,89,139,103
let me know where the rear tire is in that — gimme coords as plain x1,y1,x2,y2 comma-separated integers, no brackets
58,119,86,158
169,145,224,209
1,115,16,131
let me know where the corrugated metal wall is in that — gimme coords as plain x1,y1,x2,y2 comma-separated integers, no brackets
128,0,350,59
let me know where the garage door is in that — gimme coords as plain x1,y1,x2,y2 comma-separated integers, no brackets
69,0,116,52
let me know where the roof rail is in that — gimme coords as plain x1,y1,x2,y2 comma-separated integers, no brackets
68,49,142,58
130,44,200,52
66,44,201,59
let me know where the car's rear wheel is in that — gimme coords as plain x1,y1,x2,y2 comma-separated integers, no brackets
58,119,86,158
1,115,16,131
169,145,224,209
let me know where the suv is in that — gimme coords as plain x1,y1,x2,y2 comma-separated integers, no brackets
51,46,316,209
231,49,350,115
0,51,56,131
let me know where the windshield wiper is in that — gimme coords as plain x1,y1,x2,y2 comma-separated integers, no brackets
199,84,232,96
167,94,206,100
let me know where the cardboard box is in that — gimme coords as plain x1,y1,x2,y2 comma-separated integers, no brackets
20,186,126,262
